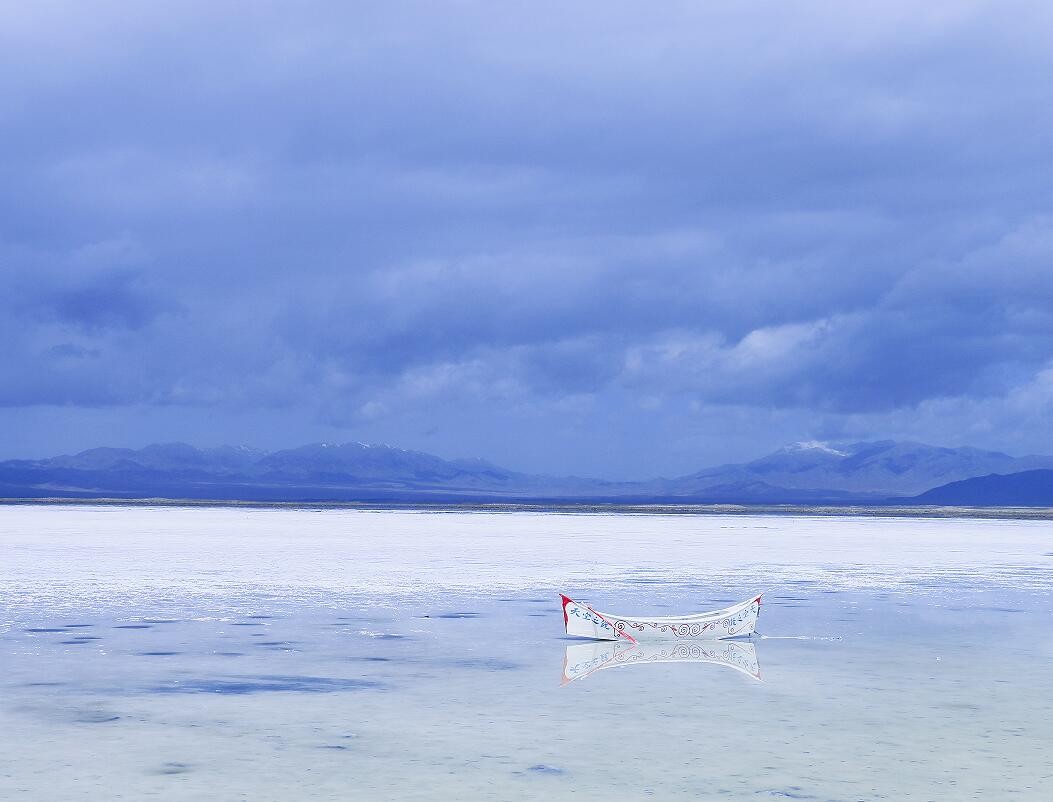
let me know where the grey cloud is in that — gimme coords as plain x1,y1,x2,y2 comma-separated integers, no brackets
2,1,1053,474
616,218,1053,415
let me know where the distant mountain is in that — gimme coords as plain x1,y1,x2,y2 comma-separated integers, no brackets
909,470,1053,506
254,442,517,485
2,439,1052,504
41,443,267,473
0,441,626,501
661,440,1053,497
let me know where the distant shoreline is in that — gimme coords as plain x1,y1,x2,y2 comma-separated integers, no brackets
2,497,1052,520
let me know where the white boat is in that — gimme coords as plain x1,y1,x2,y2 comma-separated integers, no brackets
559,593,762,642
561,639,761,684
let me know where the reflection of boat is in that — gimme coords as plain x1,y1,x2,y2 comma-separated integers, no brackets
562,639,762,684
560,594,762,642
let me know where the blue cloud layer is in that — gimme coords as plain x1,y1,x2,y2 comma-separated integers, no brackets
2,2,1052,476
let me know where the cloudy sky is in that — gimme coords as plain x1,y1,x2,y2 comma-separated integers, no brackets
3,1,1053,478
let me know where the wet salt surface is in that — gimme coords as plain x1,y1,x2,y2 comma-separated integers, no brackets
1,506,1052,800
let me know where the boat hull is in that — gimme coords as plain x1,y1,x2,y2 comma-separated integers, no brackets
560,593,762,642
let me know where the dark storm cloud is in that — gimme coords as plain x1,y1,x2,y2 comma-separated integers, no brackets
2,1,1053,472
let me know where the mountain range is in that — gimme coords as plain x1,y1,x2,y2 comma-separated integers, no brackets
2,439,1052,505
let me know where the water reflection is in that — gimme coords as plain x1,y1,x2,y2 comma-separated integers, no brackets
561,638,761,684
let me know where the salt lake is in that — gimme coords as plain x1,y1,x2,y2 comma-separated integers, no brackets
1,505,1051,799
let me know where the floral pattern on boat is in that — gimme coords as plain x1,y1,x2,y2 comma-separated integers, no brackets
561,594,762,641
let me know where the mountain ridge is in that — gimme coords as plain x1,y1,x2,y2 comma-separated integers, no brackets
2,439,1052,504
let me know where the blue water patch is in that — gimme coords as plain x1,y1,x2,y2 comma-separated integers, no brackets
153,762,191,775
114,625,152,630
152,675,384,695
526,764,565,776
74,711,121,724
755,789,815,799
434,612,481,619
138,651,181,656
140,619,179,624
335,615,390,622
448,658,520,671
25,628,69,633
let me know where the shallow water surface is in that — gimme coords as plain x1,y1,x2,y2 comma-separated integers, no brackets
1,506,1051,800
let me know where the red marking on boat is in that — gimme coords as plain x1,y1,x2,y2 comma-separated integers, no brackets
616,628,638,645
559,594,572,627
586,606,636,644
561,594,636,643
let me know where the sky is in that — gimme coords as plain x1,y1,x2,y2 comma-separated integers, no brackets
3,1,1053,479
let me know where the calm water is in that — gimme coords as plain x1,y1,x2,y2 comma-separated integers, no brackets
1,506,1051,800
